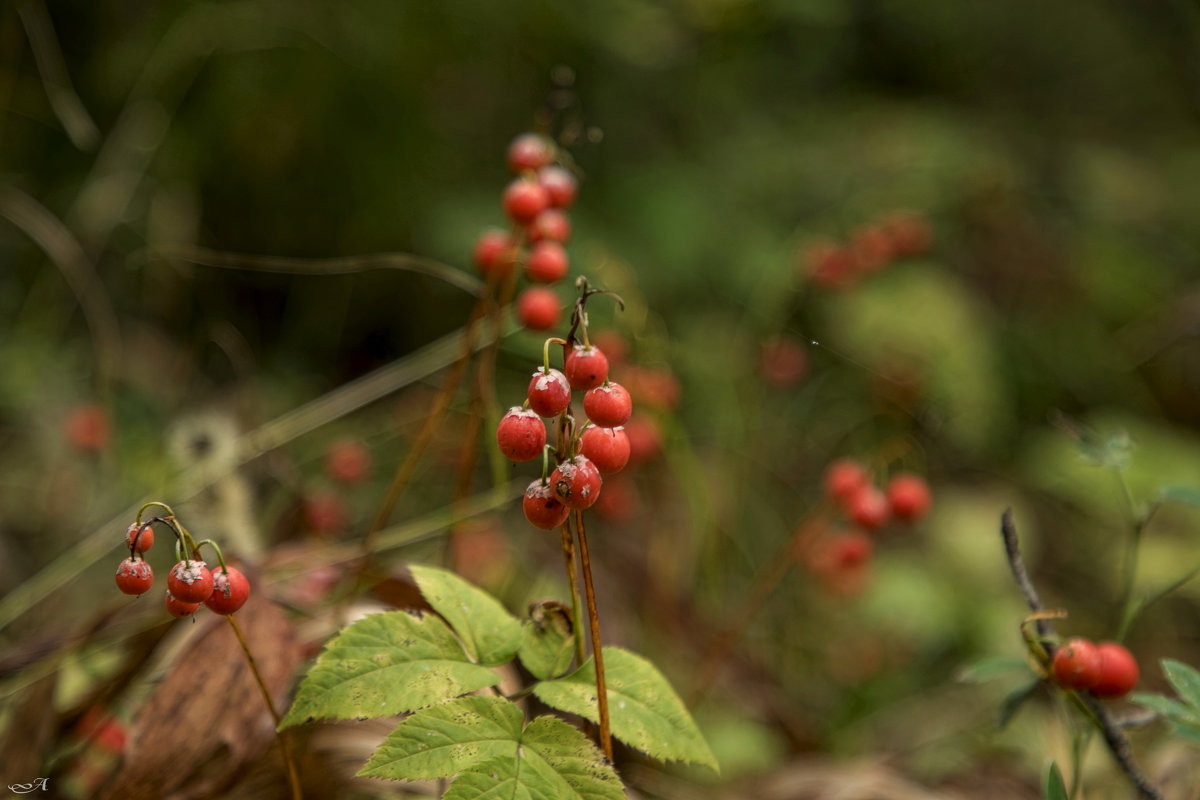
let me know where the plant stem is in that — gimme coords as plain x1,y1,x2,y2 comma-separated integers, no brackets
226,615,303,800
574,511,612,762
559,522,586,669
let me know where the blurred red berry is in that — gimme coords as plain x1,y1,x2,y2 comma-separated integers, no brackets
66,403,110,451
325,438,372,484
624,416,663,464
304,491,347,535
849,485,890,529
882,210,933,257
1092,642,1139,698
507,133,554,173
804,240,859,290
1051,637,1103,690
886,473,931,521
759,336,808,388
473,228,517,278
537,165,578,208
503,178,550,224
824,459,868,504
526,240,570,283
517,287,561,331
527,209,572,244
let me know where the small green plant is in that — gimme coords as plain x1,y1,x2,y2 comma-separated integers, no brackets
280,564,717,796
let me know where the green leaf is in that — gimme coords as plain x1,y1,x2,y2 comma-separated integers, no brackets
359,696,623,800
534,646,718,771
1044,762,1068,800
1163,659,1200,709
279,611,499,728
518,602,576,681
1131,692,1200,726
410,564,522,666
956,656,1030,684
998,678,1042,730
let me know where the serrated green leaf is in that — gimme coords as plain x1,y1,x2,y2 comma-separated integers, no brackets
1044,762,1068,800
410,564,522,666
956,656,1031,684
359,696,623,800
998,678,1042,730
518,603,576,681
1163,660,1200,709
1131,692,1200,726
279,611,499,729
534,646,718,771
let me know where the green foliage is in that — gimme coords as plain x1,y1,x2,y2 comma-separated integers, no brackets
533,646,719,771
1044,762,1069,800
279,610,500,728
1133,660,1200,744
359,696,624,800
409,564,522,666
282,566,714,794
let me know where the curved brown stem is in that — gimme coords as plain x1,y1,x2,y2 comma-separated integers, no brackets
574,511,612,762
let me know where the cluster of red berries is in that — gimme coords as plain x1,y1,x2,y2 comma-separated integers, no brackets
473,132,579,332
113,507,250,618
497,326,634,529
1050,637,1140,699
806,458,933,594
803,210,932,290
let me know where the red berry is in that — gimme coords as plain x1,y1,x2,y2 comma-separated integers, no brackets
622,365,681,410
593,475,637,522
850,224,896,273
830,531,874,569
167,560,214,603
537,165,577,208
165,590,201,618
473,228,517,277
825,459,868,503
1092,642,1139,698
304,490,346,535
503,178,550,224
125,522,154,554
1051,638,1103,690
580,426,631,474
523,479,572,530
66,403,110,451
517,287,561,331
527,209,572,244
204,565,252,615
886,473,932,521
881,210,932,257
624,416,663,464
759,336,808,388
507,133,554,173
551,455,603,510
589,331,628,365
583,382,632,428
496,407,546,462
804,240,859,290
564,344,609,390
325,438,371,484
527,368,572,418
115,558,154,596
849,485,890,529
526,241,570,283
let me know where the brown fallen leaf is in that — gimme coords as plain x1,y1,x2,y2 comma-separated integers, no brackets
96,595,301,800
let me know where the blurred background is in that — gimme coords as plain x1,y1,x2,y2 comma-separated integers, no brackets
3,1,1200,798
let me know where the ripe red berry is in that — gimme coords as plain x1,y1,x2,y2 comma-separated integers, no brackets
1051,637,1103,690
624,416,663,464
1092,641,1140,698
517,286,561,331
165,590,201,618
507,133,554,173
886,473,932,521
583,382,632,428
527,368,572,418
125,522,153,554
564,344,609,390
167,560,214,604
523,479,572,530
580,426,631,474
66,403,110,451
204,565,252,615
849,485,890,529
526,241,570,284
850,224,896,273
496,407,546,462
473,228,517,278
537,165,577,208
503,178,551,224
759,336,808,388
551,455,603,509
622,365,681,410
115,558,154,596
527,209,572,244
830,531,874,569
825,459,868,503
589,331,628,365
325,438,372,484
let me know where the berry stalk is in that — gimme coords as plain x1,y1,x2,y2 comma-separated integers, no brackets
574,510,612,762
